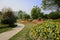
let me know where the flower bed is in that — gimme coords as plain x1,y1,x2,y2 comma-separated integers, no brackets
29,20,60,40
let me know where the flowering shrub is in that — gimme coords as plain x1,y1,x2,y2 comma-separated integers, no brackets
29,20,60,40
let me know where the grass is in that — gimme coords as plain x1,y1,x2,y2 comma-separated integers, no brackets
9,22,35,40
0,24,12,33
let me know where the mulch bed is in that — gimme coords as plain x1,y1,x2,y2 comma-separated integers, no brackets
17,20,43,24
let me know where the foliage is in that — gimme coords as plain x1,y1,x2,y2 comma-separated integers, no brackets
18,10,23,19
0,11,2,15
48,12,60,19
0,11,2,23
43,12,60,19
42,0,60,11
23,14,30,20
1,8,16,27
44,14,49,19
31,6,44,19
0,15,2,23
18,10,30,20
29,20,60,40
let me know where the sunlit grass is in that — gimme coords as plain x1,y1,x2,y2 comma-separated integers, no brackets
0,24,12,33
9,22,35,40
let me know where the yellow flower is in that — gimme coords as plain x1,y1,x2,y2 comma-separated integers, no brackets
56,25,59,30
56,37,60,40
57,31,59,34
30,31,36,38
44,36,47,39
50,29,52,33
44,28,47,32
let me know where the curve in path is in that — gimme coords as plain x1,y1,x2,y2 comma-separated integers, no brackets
0,23,24,40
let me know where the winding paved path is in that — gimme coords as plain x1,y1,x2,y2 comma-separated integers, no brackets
0,23,24,40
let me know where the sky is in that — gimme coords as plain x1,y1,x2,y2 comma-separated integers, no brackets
0,0,51,14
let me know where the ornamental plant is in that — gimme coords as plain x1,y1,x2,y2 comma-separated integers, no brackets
29,20,60,40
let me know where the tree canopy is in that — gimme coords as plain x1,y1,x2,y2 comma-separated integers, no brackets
0,11,2,15
42,0,60,11
18,10,30,20
48,12,60,19
31,6,44,19
1,8,16,27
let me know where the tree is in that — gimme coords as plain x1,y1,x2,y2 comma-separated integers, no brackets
31,6,44,19
23,13,30,20
1,8,16,27
0,11,2,23
48,12,60,19
42,0,60,12
0,11,2,15
18,10,30,20
44,14,49,19
18,10,23,19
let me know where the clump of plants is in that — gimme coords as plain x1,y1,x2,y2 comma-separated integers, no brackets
29,20,60,40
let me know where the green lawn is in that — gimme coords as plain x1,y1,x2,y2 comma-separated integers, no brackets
0,24,12,33
9,22,35,40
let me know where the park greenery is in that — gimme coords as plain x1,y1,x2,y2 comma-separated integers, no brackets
10,20,60,40
0,0,60,24
18,10,30,20
0,8,16,33
31,6,44,19
0,6,60,24
9,0,60,40
31,6,60,19
1,8,17,27
42,0,60,12
29,20,60,40
18,6,60,20
0,0,60,40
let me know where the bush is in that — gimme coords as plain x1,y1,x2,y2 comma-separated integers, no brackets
29,20,60,40
1,8,17,27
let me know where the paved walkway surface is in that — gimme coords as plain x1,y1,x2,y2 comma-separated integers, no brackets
0,23,24,40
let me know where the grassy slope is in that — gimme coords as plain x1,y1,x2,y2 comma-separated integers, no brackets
0,27,12,33
9,22,35,40
0,24,12,33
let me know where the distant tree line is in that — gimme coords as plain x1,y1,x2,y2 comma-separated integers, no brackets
18,10,30,20
17,6,60,20
31,6,60,19
0,6,60,26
